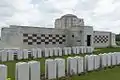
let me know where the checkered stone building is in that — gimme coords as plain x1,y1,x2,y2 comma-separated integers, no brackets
94,35,109,43
23,33,66,45
0,14,117,49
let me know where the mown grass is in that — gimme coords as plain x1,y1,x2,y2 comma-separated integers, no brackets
70,66,120,80
1,47,120,80
93,47,120,54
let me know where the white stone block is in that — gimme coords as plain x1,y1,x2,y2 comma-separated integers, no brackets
7,50,14,61
86,47,89,53
53,48,59,56
17,50,23,60
83,47,87,53
23,49,28,59
0,65,7,80
76,47,80,54
115,52,120,65
80,47,84,54
63,47,68,55
28,61,40,80
107,53,112,67
16,62,29,80
45,59,56,79
49,48,53,57
72,47,77,54
84,55,88,71
91,47,94,53
86,47,90,53
87,55,94,71
68,47,72,55
75,56,84,74
58,48,62,56
32,48,37,59
90,47,94,53
55,58,65,78
94,55,100,70
111,53,116,66
99,53,107,68
37,48,42,58
44,48,49,57
67,57,77,75
0,50,7,62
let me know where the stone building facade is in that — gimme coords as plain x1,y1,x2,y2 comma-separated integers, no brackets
0,14,116,49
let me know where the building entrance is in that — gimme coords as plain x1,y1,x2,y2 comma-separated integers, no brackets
87,35,91,46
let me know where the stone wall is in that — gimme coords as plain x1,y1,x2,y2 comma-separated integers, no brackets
0,25,116,49
93,31,116,48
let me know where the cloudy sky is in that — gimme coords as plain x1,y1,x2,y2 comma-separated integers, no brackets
0,0,120,34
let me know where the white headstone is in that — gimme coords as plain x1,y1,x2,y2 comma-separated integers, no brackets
16,62,29,80
37,48,42,58
53,48,59,56
111,53,116,66
44,48,49,57
63,47,68,55
90,47,93,53
86,47,89,53
32,48,37,59
76,47,80,54
84,55,89,71
0,65,7,80
7,50,14,61
17,50,23,60
83,47,86,53
99,53,107,68
87,55,94,71
80,47,84,54
67,57,77,75
107,53,112,67
28,61,40,80
94,55,100,70
58,48,62,56
55,58,65,78
45,59,56,79
72,47,77,54
49,48,53,57
0,50,7,62
86,47,90,53
23,49,28,59
116,52,120,65
75,56,84,74
68,47,72,55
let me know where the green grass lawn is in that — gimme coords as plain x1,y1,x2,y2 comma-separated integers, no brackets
1,47,120,80
94,47,120,54
70,66,120,80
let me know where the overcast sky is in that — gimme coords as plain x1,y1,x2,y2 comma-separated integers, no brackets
0,0,120,34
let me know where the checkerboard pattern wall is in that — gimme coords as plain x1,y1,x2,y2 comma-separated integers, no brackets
94,35,109,43
23,33,66,45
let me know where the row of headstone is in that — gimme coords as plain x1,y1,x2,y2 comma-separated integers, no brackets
1,52,120,80
67,56,84,75
0,59,65,80
45,52,120,79
45,58,65,79
0,48,42,62
0,46,93,62
43,46,93,57
99,52,120,68
44,48,62,57
15,61,40,80
72,46,93,54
